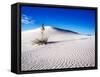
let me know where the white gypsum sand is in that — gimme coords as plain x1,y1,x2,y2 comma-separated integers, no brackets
21,26,95,71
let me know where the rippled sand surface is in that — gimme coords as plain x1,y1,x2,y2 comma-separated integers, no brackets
21,26,95,71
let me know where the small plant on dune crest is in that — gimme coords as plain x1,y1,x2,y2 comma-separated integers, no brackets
33,24,48,45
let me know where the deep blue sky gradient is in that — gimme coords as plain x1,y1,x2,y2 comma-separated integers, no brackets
21,6,96,35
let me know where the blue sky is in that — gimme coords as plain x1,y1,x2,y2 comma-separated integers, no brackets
21,6,96,35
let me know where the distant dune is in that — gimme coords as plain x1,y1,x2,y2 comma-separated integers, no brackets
21,26,95,71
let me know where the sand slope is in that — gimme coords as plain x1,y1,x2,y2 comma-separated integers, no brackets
21,26,95,71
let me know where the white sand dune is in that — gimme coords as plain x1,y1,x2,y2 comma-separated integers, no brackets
21,26,95,71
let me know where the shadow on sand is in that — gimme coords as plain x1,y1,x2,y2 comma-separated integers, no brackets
47,41,64,44
47,37,88,45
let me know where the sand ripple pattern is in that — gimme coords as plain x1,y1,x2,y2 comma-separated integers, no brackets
21,36,95,71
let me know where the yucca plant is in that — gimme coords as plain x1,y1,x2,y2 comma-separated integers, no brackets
33,37,48,45
33,24,48,45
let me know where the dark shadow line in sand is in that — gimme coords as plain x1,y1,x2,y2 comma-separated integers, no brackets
47,38,88,45
47,41,64,44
